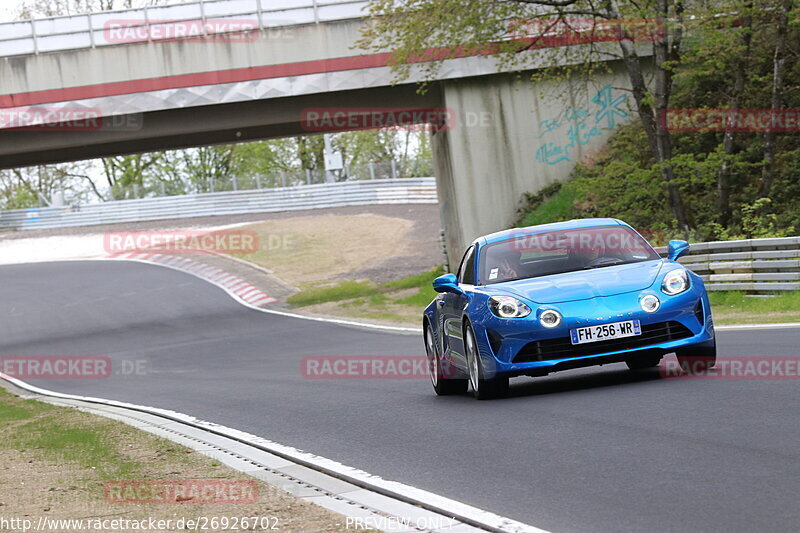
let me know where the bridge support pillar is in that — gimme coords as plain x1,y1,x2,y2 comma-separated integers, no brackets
431,65,633,268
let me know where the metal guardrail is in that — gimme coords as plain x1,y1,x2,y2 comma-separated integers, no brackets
658,237,800,292
0,0,368,57
0,178,437,231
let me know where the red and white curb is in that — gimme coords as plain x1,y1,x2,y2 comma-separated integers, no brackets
111,252,278,307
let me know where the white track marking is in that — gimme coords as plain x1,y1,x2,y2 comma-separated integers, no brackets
0,373,549,533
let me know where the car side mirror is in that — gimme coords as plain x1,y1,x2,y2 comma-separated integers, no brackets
667,240,690,261
433,273,462,294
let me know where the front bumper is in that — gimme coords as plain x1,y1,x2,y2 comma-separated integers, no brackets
472,284,714,378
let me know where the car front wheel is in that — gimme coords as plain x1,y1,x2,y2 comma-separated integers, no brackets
676,340,717,373
626,352,662,371
464,324,509,400
425,324,468,396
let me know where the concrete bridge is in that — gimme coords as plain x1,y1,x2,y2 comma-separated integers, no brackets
0,0,637,264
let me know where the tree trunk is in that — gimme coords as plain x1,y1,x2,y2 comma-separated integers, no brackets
608,0,690,235
758,0,792,198
716,5,753,226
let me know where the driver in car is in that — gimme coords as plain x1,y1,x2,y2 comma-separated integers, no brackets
494,249,522,282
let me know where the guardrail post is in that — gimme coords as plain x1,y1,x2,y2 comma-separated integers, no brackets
256,0,264,32
87,13,96,48
199,0,208,36
390,160,398,179
160,182,166,196
369,162,376,180
280,171,287,188
255,175,262,189
312,0,320,23
306,169,312,185
133,184,140,199
143,6,150,43
232,175,238,191
31,19,38,54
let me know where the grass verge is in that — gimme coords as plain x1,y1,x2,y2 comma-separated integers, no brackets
709,291,800,325
0,387,354,531
287,269,800,327
518,183,579,228
287,267,444,325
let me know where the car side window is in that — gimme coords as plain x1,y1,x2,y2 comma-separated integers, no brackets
458,246,476,285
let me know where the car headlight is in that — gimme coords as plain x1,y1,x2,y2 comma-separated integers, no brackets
489,296,531,319
640,294,661,313
539,309,562,328
662,268,689,295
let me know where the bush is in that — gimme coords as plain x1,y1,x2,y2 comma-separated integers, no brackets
515,120,798,244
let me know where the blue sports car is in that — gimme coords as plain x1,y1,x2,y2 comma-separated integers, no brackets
423,218,716,399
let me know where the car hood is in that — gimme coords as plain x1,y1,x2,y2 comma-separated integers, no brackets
491,260,665,304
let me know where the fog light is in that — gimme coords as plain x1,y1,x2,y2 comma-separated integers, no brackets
640,294,660,313
539,309,562,328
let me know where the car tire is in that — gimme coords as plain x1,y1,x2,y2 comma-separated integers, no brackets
464,324,509,400
625,353,662,371
676,340,717,373
425,324,468,396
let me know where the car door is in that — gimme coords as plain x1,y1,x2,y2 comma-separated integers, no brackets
440,245,476,367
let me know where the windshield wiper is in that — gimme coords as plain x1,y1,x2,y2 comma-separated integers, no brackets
582,259,642,270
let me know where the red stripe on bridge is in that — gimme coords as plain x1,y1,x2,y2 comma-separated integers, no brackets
0,38,531,109
0,52,394,109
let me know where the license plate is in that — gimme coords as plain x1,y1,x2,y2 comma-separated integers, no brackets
570,320,641,345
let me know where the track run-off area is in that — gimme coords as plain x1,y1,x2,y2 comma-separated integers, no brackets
1,260,798,533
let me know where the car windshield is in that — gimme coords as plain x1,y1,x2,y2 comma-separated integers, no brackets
478,225,660,285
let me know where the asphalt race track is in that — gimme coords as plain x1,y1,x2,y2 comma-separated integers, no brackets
2,261,798,532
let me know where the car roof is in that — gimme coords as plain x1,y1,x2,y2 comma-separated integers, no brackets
477,218,627,246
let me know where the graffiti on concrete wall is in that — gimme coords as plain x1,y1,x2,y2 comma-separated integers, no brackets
535,84,629,165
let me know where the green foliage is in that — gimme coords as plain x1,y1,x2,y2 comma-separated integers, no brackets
2,186,38,210
517,116,799,243
362,0,800,241
740,198,795,238
517,183,579,227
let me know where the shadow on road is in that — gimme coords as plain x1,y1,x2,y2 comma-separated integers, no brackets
505,364,664,399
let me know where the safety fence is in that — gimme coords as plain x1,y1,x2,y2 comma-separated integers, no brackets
658,237,800,292
0,0,368,57
0,178,437,231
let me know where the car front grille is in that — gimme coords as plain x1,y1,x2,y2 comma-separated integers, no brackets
514,321,693,363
